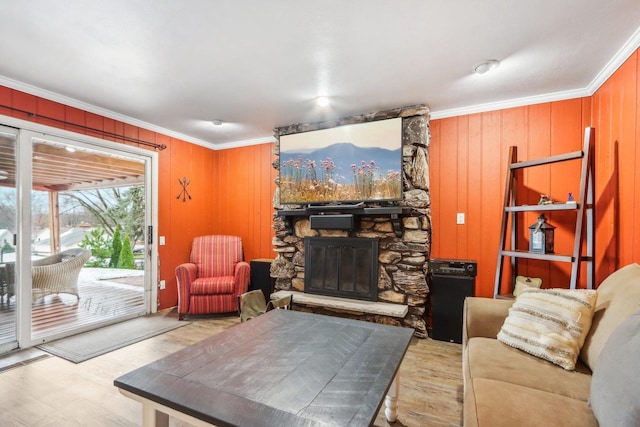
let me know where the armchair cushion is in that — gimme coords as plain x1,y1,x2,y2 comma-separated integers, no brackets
191,277,235,295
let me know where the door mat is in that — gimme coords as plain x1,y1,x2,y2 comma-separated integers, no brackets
37,315,190,363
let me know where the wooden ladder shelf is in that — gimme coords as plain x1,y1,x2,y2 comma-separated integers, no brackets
493,127,595,297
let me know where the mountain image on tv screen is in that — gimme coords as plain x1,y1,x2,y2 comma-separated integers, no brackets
279,118,403,204
279,118,402,204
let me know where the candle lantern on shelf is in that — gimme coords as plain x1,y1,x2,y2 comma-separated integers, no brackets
529,214,555,254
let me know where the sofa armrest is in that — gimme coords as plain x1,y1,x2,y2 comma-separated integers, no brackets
462,297,514,347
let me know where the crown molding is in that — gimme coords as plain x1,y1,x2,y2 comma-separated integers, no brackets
215,135,276,150
430,88,590,120
586,25,640,94
432,26,640,120
0,75,217,150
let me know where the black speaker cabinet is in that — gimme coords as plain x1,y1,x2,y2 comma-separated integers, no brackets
431,274,475,344
249,259,275,301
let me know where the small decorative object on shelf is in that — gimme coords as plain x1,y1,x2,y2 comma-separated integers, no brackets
529,214,555,254
538,194,554,205
567,192,576,204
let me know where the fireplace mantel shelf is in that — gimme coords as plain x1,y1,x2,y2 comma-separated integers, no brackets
276,206,411,237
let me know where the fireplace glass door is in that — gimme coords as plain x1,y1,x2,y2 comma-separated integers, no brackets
305,237,378,301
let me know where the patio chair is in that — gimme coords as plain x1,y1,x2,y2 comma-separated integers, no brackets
175,235,250,320
32,248,91,302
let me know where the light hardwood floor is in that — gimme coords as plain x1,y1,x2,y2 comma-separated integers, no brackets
0,309,463,427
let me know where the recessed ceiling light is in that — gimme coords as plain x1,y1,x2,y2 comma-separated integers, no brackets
473,59,500,75
211,120,223,126
316,96,330,107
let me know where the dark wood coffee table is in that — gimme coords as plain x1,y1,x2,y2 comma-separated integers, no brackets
115,309,414,427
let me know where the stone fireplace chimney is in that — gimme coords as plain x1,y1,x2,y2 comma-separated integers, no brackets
270,105,431,338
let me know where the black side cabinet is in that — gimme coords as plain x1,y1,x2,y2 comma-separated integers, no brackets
249,259,275,301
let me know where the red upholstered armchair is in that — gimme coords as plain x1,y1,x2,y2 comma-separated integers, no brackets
175,235,250,320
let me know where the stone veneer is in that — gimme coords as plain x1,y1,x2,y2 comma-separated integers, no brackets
270,105,431,338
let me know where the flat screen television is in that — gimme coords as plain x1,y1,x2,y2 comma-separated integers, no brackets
279,117,403,205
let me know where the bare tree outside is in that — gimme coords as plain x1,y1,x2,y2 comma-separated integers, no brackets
60,186,145,246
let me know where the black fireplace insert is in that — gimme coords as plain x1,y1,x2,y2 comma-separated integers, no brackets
304,237,379,301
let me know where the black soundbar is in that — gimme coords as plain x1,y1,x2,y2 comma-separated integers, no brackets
310,214,354,230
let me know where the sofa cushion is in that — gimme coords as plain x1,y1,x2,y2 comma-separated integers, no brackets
580,263,640,370
466,337,592,401
466,378,598,427
497,288,597,370
590,310,640,427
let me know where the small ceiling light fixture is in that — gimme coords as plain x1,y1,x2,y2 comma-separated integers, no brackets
0,170,7,180
211,120,223,126
473,59,501,75
316,96,330,107
65,146,76,152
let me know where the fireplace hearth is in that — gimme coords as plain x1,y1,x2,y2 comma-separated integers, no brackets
305,237,378,301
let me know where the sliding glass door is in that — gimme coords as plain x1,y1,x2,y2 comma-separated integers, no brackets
0,125,18,353
28,133,151,342
0,117,158,353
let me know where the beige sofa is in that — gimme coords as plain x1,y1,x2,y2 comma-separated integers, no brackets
462,263,640,427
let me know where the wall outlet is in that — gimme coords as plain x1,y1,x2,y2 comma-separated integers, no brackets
159,280,166,290
456,213,465,225
159,236,166,245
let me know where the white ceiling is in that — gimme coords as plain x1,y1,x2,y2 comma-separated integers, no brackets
1,0,639,149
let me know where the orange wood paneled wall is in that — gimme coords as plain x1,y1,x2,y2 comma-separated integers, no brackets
591,49,640,281
430,99,592,297
431,47,640,297
211,143,277,262
159,137,217,308
158,141,276,307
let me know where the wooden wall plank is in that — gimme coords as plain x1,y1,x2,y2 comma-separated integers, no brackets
616,55,637,267
595,61,616,280
438,118,459,258
466,115,483,287
429,120,442,256
456,117,469,257
635,52,640,262
477,112,501,297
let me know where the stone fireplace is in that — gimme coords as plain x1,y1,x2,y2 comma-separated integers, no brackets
270,105,431,338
